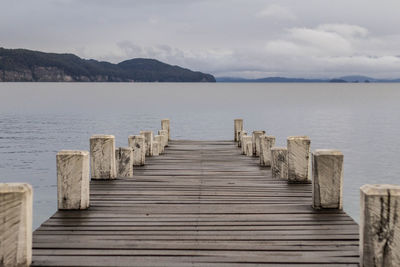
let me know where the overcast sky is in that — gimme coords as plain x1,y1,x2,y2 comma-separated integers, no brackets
1,0,400,78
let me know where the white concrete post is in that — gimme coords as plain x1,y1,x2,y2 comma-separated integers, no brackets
260,135,276,167
140,131,154,156
360,184,400,267
128,135,146,166
252,131,266,156
0,183,32,267
158,130,168,147
271,147,288,179
115,147,134,178
287,136,311,183
154,135,164,154
234,119,243,142
90,135,116,180
239,131,247,149
57,150,90,210
242,136,253,156
161,119,171,141
153,141,160,156
312,150,343,210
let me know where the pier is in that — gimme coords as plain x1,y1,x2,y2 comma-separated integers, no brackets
1,119,399,266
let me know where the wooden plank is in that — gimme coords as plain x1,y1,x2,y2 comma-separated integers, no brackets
31,140,359,266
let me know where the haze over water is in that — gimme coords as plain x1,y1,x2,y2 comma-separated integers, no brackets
0,82,399,229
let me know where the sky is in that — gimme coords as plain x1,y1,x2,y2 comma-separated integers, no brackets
1,0,400,79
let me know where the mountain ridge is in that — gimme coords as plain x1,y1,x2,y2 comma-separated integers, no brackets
0,47,216,82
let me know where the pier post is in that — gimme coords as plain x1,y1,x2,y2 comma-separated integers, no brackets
56,150,90,210
312,150,343,210
241,134,249,155
360,184,400,267
158,130,168,147
242,136,253,156
287,136,311,183
239,131,247,149
252,131,266,156
115,147,134,178
0,183,32,267
90,135,116,179
128,135,146,166
161,119,171,141
271,147,288,179
153,141,160,156
140,131,154,156
234,119,243,142
260,135,276,167
154,135,164,154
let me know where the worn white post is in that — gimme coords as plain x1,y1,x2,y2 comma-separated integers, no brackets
158,130,168,147
90,135,116,179
287,136,311,183
57,150,90,210
260,135,276,167
360,184,400,267
237,130,246,147
242,136,253,156
239,131,247,149
140,131,154,156
115,147,134,178
128,135,145,166
271,147,288,179
234,119,244,142
245,140,253,157
128,135,146,166
154,135,164,154
161,119,171,141
252,131,266,156
0,183,32,267
153,141,160,156
312,150,343,210
241,135,249,155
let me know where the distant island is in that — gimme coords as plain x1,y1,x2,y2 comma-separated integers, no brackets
0,48,216,82
216,76,400,83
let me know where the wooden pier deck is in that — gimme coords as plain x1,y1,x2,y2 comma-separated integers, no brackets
32,140,359,266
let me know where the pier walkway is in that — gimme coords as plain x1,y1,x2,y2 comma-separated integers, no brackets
32,140,359,266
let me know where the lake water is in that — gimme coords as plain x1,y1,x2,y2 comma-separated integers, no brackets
0,82,399,229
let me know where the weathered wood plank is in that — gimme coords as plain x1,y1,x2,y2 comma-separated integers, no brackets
31,140,359,266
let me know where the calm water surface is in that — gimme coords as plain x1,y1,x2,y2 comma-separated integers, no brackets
0,83,399,229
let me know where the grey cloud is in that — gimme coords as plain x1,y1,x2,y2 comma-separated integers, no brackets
1,0,400,78
256,4,297,21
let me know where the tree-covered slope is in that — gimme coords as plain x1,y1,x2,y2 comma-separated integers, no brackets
0,48,216,82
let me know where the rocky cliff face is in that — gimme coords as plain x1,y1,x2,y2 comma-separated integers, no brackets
1,67,72,82
0,48,216,82
0,67,127,82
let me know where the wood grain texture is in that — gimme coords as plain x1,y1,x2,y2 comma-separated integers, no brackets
32,140,359,266
0,183,32,266
90,135,116,179
128,135,146,166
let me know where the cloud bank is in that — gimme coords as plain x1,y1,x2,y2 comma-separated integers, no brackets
1,0,400,78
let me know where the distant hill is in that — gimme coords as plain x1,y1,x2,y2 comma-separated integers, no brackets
216,77,325,83
337,75,400,83
337,75,377,83
0,48,216,82
216,76,400,83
